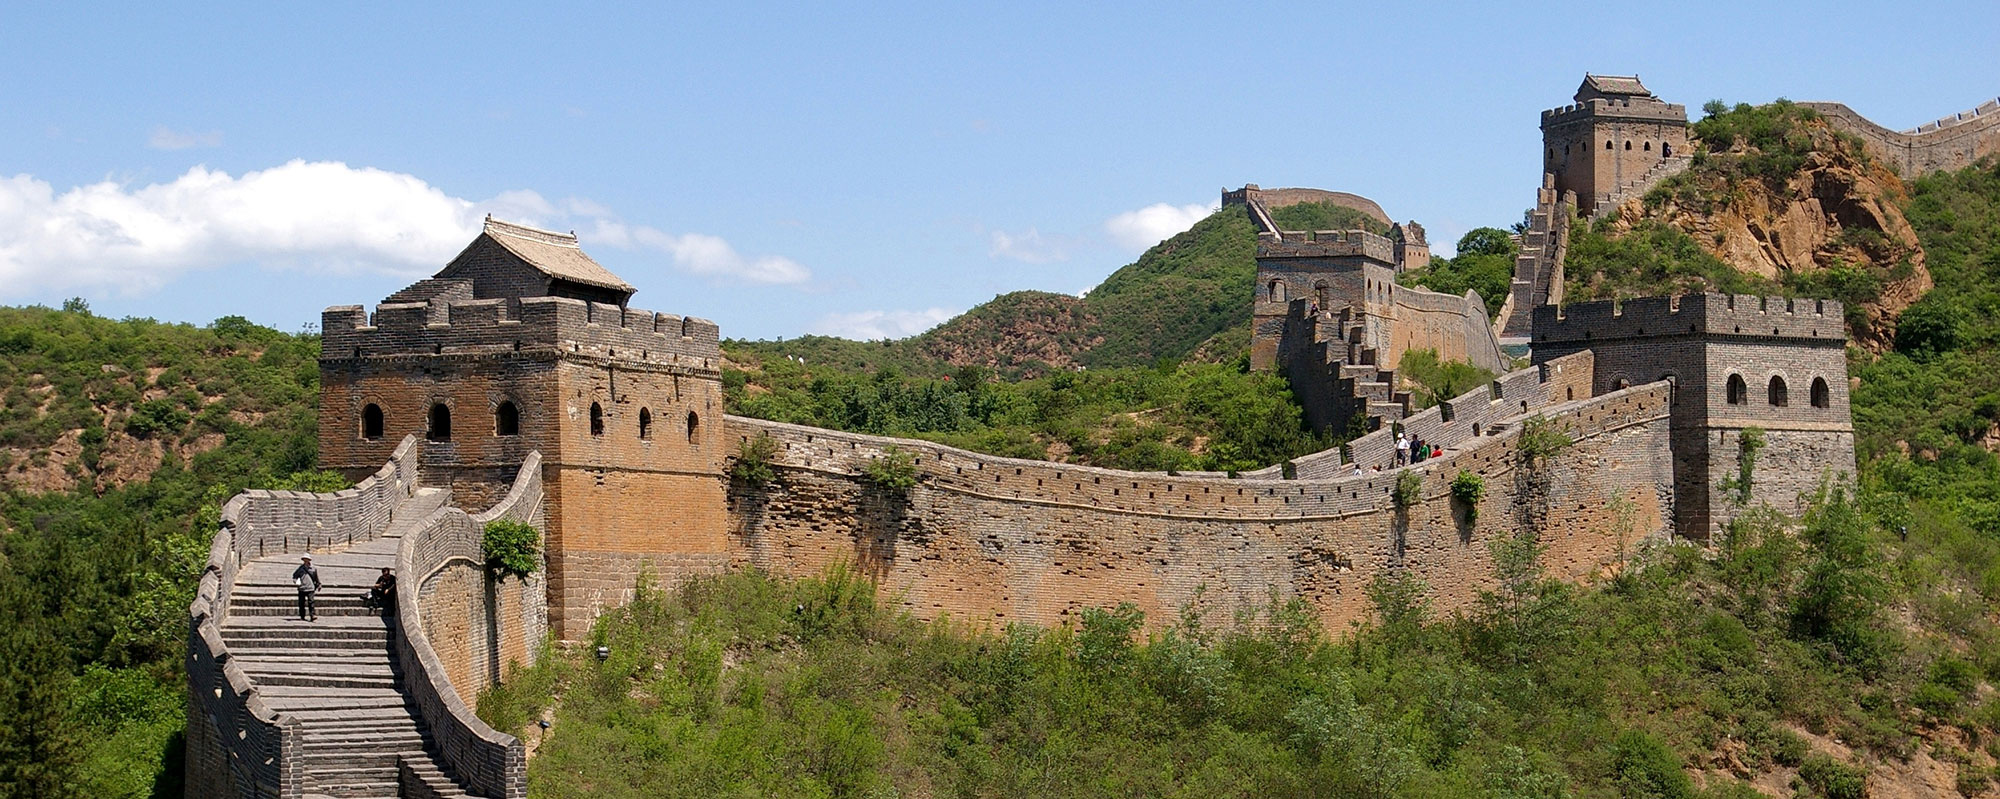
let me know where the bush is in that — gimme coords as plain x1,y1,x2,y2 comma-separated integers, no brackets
862,445,918,492
731,433,778,487
1796,753,1867,799
123,398,190,438
1451,470,1486,522
1610,729,1694,799
482,519,541,579
1517,416,1574,467
1393,470,1423,508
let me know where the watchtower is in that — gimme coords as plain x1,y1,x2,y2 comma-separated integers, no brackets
1531,294,1855,539
1249,230,1403,371
319,218,729,639
1541,75,1691,217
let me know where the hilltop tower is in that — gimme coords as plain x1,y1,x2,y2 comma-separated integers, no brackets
319,217,729,639
1532,295,1856,539
1541,75,1691,217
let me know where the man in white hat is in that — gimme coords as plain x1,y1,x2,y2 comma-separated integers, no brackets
293,555,321,622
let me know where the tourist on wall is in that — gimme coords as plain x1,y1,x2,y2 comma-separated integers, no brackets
293,555,321,622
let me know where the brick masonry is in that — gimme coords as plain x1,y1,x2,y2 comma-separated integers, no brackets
723,381,1674,635
1533,294,1856,539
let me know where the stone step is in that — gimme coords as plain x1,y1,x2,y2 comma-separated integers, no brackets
237,668,397,691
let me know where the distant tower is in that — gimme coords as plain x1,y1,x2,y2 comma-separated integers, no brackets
1248,230,1403,371
1532,295,1856,539
319,218,729,640
1541,75,1691,217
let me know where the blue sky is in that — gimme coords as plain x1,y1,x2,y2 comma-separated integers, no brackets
3,1,1994,341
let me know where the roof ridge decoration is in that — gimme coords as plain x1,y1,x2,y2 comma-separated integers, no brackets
483,215,581,249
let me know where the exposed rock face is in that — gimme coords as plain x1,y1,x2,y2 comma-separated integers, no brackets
1612,128,1933,350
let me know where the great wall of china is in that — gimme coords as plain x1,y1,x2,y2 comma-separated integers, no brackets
184,73,1994,797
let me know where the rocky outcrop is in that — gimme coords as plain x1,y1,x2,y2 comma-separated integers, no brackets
1611,124,1932,350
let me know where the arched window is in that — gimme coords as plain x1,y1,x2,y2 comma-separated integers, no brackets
1612,377,1630,390
1644,141,1652,151
427,403,451,442
1726,374,1747,405
1606,140,1614,150
1624,140,1633,150
494,401,519,436
1663,142,1673,157
1768,376,1788,407
686,411,700,444
1811,377,1830,409
590,402,604,436
1547,148,1555,161
1269,280,1285,303
361,404,384,440
681,317,692,338
638,407,652,440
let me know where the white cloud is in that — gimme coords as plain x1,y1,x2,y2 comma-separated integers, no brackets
591,222,810,285
988,227,1067,264
0,159,810,298
147,126,222,150
809,307,958,340
1104,202,1217,251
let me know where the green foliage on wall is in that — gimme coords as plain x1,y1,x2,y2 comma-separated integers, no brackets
730,433,779,487
1451,470,1486,522
482,519,541,579
861,446,918,493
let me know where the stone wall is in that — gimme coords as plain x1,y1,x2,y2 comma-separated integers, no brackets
395,453,545,799
1223,185,1392,226
1801,99,2000,177
1533,295,1855,538
186,436,422,798
722,379,1673,637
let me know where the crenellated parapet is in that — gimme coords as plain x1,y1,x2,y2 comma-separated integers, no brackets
1542,97,1689,126
1256,229,1399,263
322,296,721,375
1532,294,1846,345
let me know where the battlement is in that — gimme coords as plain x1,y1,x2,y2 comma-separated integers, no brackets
1256,229,1398,263
1908,98,2000,134
1533,294,1846,345
321,295,721,372
1541,98,1688,127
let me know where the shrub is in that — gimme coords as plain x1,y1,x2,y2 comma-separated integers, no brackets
1610,729,1695,799
124,398,190,438
1393,470,1423,508
862,445,918,492
1517,416,1574,467
1451,470,1485,522
731,433,778,487
482,519,541,579
1796,753,1866,799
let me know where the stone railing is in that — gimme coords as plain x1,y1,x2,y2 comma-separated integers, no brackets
223,434,421,561
188,523,300,799
187,434,421,799
393,452,542,799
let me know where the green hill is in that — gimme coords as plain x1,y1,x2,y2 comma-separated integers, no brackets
726,199,1391,378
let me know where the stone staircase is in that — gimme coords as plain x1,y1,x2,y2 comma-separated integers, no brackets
1287,306,1412,432
219,487,479,799
1600,155,1692,215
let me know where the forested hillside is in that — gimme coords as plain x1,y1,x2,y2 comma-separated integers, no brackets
0,306,339,797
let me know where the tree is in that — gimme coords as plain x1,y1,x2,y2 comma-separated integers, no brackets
1455,227,1519,258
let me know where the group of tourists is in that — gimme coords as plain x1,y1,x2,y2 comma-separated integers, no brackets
290,555,398,622
1394,430,1441,466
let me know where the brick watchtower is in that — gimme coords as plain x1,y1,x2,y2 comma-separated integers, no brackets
319,218,729,639
1531,294,1856,539
1541,75,1691,217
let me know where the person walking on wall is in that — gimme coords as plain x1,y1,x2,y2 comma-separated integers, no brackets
1396,431,1409,465
294,555,321,622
